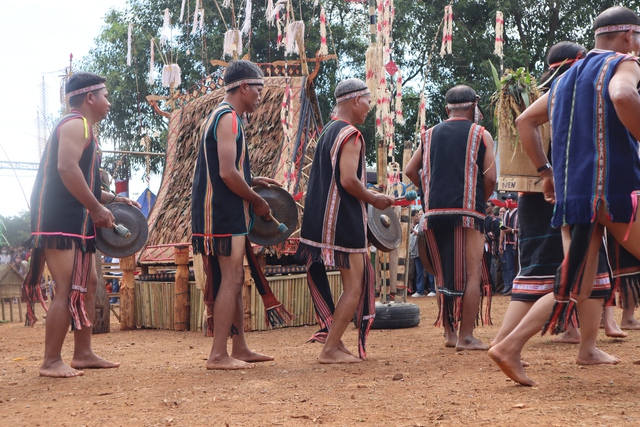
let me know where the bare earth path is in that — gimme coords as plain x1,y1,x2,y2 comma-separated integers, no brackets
1,296,639,426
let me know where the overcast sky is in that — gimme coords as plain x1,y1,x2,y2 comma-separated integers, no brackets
0,0,162,218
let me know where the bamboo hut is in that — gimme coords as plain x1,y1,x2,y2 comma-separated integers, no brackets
0,264,25,322
135,62,340,331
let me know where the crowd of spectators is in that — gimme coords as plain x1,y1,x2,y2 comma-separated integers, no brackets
0,245,30,277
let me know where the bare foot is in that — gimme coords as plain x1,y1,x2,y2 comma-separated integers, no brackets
604,323,628,338
620,318,640,330
231,349,274,363
338,341,354,356
488,346,538,387
318,348,362,364
444,330,457,348
40,360,84,378
207,355,255,370
456,336,490,351
70,354,120,370
552,330,581,344
576,347,621,365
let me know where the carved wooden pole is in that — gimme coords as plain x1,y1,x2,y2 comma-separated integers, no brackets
174,244,190,331
119,255,137,330
92,253,110,334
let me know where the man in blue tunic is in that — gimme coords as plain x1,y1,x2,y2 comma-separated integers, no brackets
490,6,640,386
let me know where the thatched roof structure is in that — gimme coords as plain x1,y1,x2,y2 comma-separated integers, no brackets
139,71,323,265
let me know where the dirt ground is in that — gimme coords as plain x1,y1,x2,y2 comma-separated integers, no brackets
1,295,640,427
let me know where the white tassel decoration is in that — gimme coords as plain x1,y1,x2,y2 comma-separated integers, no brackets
269,0,286,25
223,29,243,57
148,39,155,85
180,0,186,22
241,0,252,35
395,70,405,125
285,21,305,56
266,0,274,22
191,0,200,35
494,11,504,59
222,0,231,8
162,64,182,87
160,8,170,46
319,6,328,56
126,23,132,66
440,5,452,57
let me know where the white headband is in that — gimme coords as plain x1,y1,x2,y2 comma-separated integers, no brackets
447,101,476,110
224,78,264,92
595,24,640,35
336,88,370,104
66,83,106,98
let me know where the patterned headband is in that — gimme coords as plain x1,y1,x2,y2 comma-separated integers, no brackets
595,24,640,35
224,78,264,92
447,101,476,110
336,88,370,104
66,83,106,98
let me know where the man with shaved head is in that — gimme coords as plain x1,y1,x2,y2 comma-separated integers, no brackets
296,78,394,363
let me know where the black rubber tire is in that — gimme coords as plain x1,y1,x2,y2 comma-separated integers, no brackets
354,302,421,329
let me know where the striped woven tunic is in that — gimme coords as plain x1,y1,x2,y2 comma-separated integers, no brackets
191,102,254,257
549,49,640,227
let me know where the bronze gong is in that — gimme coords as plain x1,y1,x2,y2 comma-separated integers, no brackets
367,205,402,252
417,214,435,275
95,202,149,258
248,186,298,246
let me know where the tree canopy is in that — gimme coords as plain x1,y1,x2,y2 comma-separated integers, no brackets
81,0,640,168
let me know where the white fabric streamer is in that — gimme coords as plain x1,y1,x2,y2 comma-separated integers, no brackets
148,39,155,85
285,21,304,56
160,8,170,46
127,23,132,66
162,64,182,87
191,0,200,35
266,0,274,22
269,0,286,25
241,0,252,35
319,6,328,56
180,0,186,22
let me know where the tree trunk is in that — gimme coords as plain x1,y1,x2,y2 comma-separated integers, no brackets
93,253,110,334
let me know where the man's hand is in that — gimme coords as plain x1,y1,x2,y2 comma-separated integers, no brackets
542,176,556,204
90,204,115,228
252,177,282,188
371,193,395,210
114,196,142,209
252,196,271,217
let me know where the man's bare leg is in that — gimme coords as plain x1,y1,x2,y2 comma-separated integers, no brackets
207,236,255,370
620,305,640,329
230,285,274,363
39,248,84,378
489,224,603,386
576,298,621,365
491,301,533,346
70,255,119,370
603,305,628,337
488,293,556,386
552,325,581,343
318,253,365,364
456,228,489,351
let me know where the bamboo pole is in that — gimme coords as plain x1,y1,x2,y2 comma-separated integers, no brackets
174,245,190,331
119,254,137,330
